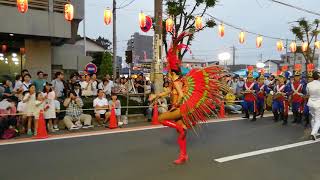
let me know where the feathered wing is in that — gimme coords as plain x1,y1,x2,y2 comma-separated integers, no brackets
180,66,229,127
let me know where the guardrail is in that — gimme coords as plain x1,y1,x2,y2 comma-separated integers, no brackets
0,0,68,13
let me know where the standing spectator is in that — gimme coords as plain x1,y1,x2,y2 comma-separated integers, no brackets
22,84,36,135
68,73,78,91
144,81,152,95
73,83,82,97
13,75,23,100
22,74,32,92
119,78,127,94
63,91,93,130
43,83,58,132
135,75,144,93
33,92,47,135
236,77,245,97
105,74,114,86
91,73,99,96
109,93,122,126
93,89,110,126
112,78,121,94
99,78,113,98
21,69,29,77
80,74,93,97
52,72,65,102
33,71,46,92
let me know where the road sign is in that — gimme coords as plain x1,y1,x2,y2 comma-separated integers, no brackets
85,63,97,74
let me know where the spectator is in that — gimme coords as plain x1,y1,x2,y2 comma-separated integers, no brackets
43,83,58,132
119,78,127,94
33,92,47,135
145,94,168,122
0,98,17,138
93,89,110,126
112,78,121,94
73,83,82,97
68,73,78,91
22,84,36,135
52,72,65,101
109,93,122,126
21,69,29,77
33,71,46,92
80,74,93,97
135,75,144,93
22,74,32,92
2,80,15,101
105,74,114,86
63,91,93,130
224,90,242,114
91,73,99,96
144,81,152,94
236,77,245,97
13,75,23,100
99,78,113,98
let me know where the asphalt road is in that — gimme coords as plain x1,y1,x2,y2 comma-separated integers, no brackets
0,116,319,180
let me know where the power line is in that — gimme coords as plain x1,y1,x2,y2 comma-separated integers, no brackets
267,0,320,16
117,0,136,9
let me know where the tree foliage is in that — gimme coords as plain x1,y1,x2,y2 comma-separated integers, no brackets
291,18,320,66
163,0,218,59
96,36,112,50
99,52,113,78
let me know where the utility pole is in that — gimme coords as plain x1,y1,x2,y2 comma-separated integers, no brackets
232,46,236,66
153,0,163,94
83,0,86,56
112,0,117,80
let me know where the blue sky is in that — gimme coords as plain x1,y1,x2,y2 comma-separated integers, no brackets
80,0,320,65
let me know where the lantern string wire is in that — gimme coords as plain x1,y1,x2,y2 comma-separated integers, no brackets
117,0,136,9
204,13,295,42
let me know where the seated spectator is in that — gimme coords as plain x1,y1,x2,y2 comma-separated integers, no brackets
63,91,93,130
0,98,17,138
80,74,93,97
109,93,123,126
13,75,23,101
93,89,110,126
224,90,242,114
2,80,17,102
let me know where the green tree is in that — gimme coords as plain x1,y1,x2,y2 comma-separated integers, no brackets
163,0,218,58
99,52,113,78
291,18,320,67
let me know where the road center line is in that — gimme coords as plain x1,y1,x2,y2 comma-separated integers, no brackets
214,139,320,163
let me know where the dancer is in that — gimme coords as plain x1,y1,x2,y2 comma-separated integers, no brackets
152,32,228,165
242,66,259,121
256,69,270,118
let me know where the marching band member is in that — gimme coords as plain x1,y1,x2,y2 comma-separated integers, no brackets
256,69,270,118
242,66,259,121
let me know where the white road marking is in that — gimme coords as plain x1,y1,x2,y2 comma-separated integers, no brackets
0,114,274,146
214,139,320,163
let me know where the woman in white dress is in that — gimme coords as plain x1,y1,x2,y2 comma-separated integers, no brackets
42,83,57,132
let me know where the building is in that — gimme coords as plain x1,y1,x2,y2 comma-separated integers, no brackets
264,59,283,73
127,32,153,65
0,0,84,80
280,52,319,71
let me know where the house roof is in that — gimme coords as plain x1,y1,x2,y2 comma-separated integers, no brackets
75,36,109,52
264,59,283,65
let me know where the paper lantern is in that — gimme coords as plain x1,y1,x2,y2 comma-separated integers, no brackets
315,41,320,49
239,31,245,44
195,16,202,30
302,42,308,52
20,47,25,54
104,8,112,25
64,3,74,21
2,45,7,53
276,40,284,51
218,24,225,37
166,17,174,32
139,12,146,28
290,42,297,53
256,36,263,48
17,0,28,13
140,16,152,32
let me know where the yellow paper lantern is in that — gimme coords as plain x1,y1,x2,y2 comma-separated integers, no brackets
239,31,245,44
276,40,284,51
290,42,297,53
302,42,308,52
166,17,174,33
139,12,146,28
256,36,263,48
64,3,74,21
315,41,320,49
195,16,203,30
104,8,112,25
218,24,225,37
17,0,28,13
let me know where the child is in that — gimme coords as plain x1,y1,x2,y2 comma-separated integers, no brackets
22,84,36,136
34,92,48,135
109,93,123,127
43,83,58,132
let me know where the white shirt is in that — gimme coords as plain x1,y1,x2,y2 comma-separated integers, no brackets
98,81,114,95
93,97,109,114
22,81,32,92
92,80,98,96
307,80,320,108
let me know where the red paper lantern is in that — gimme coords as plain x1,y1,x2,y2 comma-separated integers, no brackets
256,36,263,48
2,45,7,53
276,40,284,51
239,31,245,44
195,16,202,30
104,8,112,25
20,47,25,54
315,41,320,49
290,42,297,53
140,16,152,33
302,42,308,52
166,17,174,33
139,12,146,28
17,0,28,13
218,24,225,37
64,3,74,21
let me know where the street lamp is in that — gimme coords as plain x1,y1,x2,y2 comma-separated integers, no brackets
256,62,265,69
218,52,231,67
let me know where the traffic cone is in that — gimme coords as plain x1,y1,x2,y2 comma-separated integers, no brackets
109,107,118,129
219,101,225,118
152,104,160,125
34,110,48,139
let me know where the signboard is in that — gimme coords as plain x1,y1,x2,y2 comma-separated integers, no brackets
85,63,97,74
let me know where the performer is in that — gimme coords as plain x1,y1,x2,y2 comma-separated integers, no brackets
272,66,291,125
303,64,315,127
256,69,270,118
290,64,306,124
242,66,259,121
152,32,228,165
